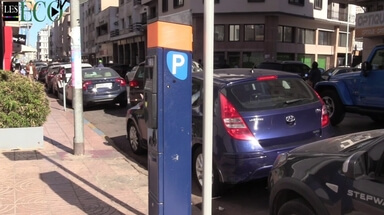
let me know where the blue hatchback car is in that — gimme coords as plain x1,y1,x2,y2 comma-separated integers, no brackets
126,68,331,196
191,68,331,196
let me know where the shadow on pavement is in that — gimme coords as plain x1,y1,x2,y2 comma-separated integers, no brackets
41,171,125,214
109,135,148,171
2,150,146,215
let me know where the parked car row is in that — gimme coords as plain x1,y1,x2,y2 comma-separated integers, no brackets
38,62,128,109
126,67,331,197
124,60,384,214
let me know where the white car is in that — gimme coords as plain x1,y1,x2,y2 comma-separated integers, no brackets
52,63,92,96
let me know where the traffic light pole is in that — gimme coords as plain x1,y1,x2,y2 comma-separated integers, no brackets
70,0,84,155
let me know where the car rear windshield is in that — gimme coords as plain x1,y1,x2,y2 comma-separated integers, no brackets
226,77,317,111
83,69,119,79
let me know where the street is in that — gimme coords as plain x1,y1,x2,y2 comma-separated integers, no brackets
80,103,384,215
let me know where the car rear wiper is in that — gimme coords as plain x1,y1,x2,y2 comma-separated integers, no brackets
284,98,304,104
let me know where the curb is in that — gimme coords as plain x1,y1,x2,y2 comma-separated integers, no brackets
83,118,148,176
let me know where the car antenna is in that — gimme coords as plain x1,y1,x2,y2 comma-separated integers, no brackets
250,63,256,74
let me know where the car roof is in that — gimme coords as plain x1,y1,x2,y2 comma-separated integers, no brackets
61,63,92,68
193,68,301,85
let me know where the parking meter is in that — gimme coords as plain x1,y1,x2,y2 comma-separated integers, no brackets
145,21,192,215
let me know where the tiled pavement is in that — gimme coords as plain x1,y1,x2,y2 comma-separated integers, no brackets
0,97,149,215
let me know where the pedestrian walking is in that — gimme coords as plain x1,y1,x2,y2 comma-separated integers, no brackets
26,61,37,81
97,59,104,67
307,61,322,88
20,66,27,76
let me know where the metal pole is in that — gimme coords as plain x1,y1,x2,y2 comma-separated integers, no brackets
203,0,214,214
70,0,84,155
345,5,350,66
63,82,66,111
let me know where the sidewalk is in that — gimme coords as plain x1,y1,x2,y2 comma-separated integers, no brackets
0,97,149,214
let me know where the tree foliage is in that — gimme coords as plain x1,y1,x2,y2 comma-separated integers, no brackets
0,71,50,128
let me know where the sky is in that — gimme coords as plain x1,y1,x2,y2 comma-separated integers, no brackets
22,0,70,48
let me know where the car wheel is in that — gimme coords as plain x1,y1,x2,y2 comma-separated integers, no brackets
48,84,53,94
127,122,145,155
54,86,59,97
278,198,315,215
320,89,345,126
192,146,226,197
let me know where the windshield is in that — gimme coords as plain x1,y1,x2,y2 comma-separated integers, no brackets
226,77,317,111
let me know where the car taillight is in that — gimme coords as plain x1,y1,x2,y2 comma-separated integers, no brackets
315,91,330,127
129,80,139,88
82,81,92,90
257,75,278,81
220,93,255,140
116,78,126,87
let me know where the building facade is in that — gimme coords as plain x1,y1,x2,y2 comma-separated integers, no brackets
36,25,51,61
80,0,119,66
49,7,71,62
49,0,379,70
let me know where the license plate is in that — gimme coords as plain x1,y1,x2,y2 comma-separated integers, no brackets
96,83,112,88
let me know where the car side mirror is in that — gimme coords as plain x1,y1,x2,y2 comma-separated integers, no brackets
361,61,372,77
342,151,367,179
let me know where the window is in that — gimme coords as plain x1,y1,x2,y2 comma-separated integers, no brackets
174,0,184,8
278,26,294,43
297,28,315,44
288,0,304,6
242,52,264,68
214,25,225,41
314,0,322,9
229,25,240,42
339,33,347,47
162,0,168,12
318,31,332,45
244,24,264,41
121,18,125,29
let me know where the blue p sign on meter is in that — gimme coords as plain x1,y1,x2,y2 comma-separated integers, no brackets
166,51,188,80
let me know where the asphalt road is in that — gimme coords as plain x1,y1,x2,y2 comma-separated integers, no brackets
80,103,384,215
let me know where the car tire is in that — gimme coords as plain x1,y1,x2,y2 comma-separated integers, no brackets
320,89,345,126
127,122,145,155
278,198,315,215
192,146,226,197
54,85,59,97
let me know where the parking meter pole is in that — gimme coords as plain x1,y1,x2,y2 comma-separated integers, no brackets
70,0,84,155
146,20,192,215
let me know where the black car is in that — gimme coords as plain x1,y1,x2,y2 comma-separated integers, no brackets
269,129,384,215
65,67,127,108
105,64,132,78
257,61,311,80
321,66,360,81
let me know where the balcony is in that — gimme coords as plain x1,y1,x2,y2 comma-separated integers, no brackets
129,23,144,32
110,29,120,37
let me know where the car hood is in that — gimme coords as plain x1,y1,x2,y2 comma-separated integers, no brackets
290,129,384,154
